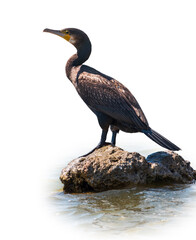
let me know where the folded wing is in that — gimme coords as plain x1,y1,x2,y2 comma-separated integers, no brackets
76,65,149,131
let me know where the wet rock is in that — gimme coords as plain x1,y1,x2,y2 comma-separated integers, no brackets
60,145,196,193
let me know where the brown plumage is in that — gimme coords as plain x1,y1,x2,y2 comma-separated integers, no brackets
44,27,181,153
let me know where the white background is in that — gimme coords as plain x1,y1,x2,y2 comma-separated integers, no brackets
0,1,196,240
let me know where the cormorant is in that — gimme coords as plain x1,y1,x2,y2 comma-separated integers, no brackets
43,27,180,152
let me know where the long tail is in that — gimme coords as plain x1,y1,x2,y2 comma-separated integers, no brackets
142,128,181,151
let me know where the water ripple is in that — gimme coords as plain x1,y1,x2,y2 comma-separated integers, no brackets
48,184,196,233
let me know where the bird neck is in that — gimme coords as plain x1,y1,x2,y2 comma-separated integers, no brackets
74,41,92,66
66,54,78,79
66,40,91,80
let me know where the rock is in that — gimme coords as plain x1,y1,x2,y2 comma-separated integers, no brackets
60,145,196,193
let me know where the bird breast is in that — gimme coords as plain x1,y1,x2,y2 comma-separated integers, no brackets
66,65,81,87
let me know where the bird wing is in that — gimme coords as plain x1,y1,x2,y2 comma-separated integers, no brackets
76,66,149,130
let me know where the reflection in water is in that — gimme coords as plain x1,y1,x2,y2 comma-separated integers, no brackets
49,184,196,234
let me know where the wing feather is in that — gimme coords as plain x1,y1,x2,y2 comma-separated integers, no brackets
76,66,149,130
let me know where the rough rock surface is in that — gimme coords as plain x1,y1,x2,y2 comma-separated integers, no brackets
60,145,196,193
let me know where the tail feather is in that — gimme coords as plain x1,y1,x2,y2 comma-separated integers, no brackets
142,128,181,151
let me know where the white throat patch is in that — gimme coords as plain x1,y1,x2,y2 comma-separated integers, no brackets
69,37,76,44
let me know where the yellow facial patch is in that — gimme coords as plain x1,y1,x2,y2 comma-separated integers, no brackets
60,30,76,44
64,34,71,41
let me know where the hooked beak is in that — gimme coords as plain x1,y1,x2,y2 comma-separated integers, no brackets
43,28,65,38
43,28,71,42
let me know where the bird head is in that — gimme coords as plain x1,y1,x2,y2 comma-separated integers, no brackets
43,28,90,50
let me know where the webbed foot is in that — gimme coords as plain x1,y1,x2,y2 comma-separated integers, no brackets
80,142,110,157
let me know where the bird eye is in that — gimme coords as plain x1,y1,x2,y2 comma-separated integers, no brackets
65,30,69,34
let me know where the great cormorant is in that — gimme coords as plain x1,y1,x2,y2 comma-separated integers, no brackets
43,28,180,152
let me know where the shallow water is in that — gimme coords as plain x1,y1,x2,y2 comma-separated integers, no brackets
45,147,196,237
49,184,196,233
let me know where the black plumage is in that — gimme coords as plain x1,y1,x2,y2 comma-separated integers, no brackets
44,27,181,152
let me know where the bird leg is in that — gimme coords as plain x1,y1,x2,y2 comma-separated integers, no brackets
110,126,119,146
111,131,117,146
96,128,108,148
80,128,109,157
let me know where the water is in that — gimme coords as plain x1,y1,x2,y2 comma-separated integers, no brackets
45,147,196,238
